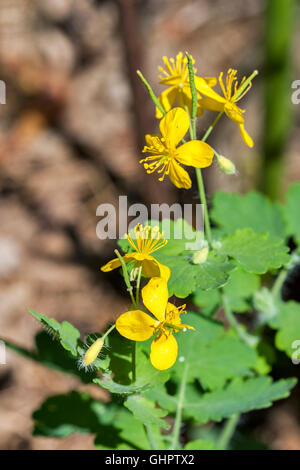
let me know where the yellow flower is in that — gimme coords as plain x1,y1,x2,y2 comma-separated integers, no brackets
101,224,170,281
140,108,214,189
199,69,254,147
156,52,217,118
116,277,194,370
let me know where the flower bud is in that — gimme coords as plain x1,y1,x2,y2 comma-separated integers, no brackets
217,155,236,175
83,338,104,366
192,246,209,264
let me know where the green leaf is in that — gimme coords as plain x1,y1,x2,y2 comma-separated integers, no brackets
156,252,234,298
192,265,260,314
148,377,296,424
217,228,290,274
211,191,286,239
183,377,297,423
32,391,116,437
222,266,260,312
94,410,163,450
269,301,300,357
174,314,258,390
93,375,149,395
253,287,278,323
59,321,81,356
284,182,300,245
124,395,169,429
28,309,80,356
33,390,162,450
192,289,220,316
94,344,169,395
6,331,98,384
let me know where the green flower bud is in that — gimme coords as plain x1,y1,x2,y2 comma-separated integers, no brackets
192,246,209,264
217,155,236,175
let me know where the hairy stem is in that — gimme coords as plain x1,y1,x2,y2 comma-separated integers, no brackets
135,266,143,306
217,413,240,450
169,363,189,449
221,291,258,347
272,268,288,298
137,70,165,116
144,425,158,450
114,250,137,308
131,340,136,383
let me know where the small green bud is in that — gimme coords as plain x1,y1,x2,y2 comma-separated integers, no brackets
217,155,236,175
130,266,140,281
192,246,209,264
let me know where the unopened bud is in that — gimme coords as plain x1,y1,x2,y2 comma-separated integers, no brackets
130,266,140,281
83,338,104,366
192,246,209,264
217,155,236,175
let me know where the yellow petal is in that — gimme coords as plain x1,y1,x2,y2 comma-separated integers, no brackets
194,77,225,101
156,87,177,119
204,77,217,87
142,277,168,322
199,97,224,112
156,260,171,281
116,310,156,341
168,159,192,189
175,141,214,168
150,332,178,370
239,123,254,148
224,102,244,124
142,257,171,281
101,253,136,272
159,108,190,148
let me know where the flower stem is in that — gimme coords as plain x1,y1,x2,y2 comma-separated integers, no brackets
114,250,137,308
136,70,165,116
217,413,239,450
186,53,214,246
272,268,287,298
221,291,258,347
201,111,224,143
131,340,136,383
169,363,189,450
102,324,116,340
135,266,143,306
195,168,212,246
144,425,158,450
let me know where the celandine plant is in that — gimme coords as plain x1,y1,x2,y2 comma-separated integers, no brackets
12,52,300,450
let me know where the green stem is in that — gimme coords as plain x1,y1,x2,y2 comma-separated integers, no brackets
201,111,224,143
186,52,197,136
144,425,158,450
135,266,143,306
217,413,239,450
195,168,212,246
102,324,116,340
137,70,165,116
169,363,189,450
131,340,136,383
221,291,258,347
272,268,287,298
186,53,214,246
114,250,137,308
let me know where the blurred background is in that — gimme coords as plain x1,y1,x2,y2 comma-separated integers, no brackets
0,0,299,450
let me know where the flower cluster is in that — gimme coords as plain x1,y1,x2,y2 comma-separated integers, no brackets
99,52,256,371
